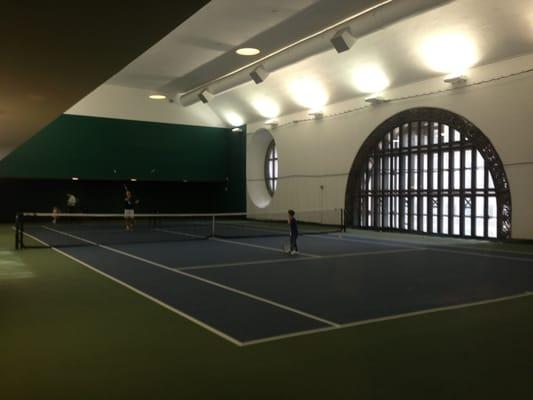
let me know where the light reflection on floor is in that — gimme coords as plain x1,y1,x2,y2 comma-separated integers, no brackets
0,250,35,280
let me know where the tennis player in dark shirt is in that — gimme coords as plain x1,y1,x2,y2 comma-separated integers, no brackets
124,190,138,231
288,209,298,255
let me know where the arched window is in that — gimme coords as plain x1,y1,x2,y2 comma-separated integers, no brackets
345,108,511,239
264,140,278,196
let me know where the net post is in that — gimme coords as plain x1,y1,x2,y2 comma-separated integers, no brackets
15,213,23,249
15,213,19,249
341,208,346,232
211,215,216,237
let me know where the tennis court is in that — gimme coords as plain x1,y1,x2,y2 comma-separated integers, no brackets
4,2,533,398
16,213,533,346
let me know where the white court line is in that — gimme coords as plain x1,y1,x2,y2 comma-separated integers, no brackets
156,227,319,257
331,231,533,257
321,233,533,263
42,226,339,328
21,230,532,348
210,237,320,258
21,231,243,346
317,233,424,249
154,228,206,239
429,247,533,263
156,227,425,264
156,227,320,258
458,246,533,256
241,291,533,346
180,247,424,271
180,257,308,271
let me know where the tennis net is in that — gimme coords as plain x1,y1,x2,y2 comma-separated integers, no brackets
15,209,344,249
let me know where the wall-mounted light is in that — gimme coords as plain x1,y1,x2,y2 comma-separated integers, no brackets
265,119,279,129
130,178,137,182
444,74,467,85
232,127,243,133
71,177,79,181
365,95,388,105
308,109,324,119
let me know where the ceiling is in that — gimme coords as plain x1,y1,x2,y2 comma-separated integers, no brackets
3,0,533,156
0,1,209,154
102,0,533,127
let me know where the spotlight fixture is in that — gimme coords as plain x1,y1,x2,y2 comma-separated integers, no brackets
330,29,356,53
444,74,467,85
231,127,243,133
265,119,279,129
364,95,388,105
249,66,269,84
198,89,214,104
308,109,324,119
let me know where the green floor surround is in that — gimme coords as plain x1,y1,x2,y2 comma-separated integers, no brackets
1,224,532,399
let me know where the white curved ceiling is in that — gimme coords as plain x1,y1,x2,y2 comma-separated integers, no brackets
77,0,533,127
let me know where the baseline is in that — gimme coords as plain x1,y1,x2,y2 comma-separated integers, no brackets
241,291,533,346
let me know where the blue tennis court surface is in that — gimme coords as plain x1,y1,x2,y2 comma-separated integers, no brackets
23,226,533,345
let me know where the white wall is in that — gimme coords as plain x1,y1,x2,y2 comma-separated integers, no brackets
66,84,226,128
247,52,533,240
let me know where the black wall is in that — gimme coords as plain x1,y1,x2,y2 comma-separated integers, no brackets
0,179,233,222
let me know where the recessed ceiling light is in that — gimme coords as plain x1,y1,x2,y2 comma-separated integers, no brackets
236,48,260,56
149,94,166,100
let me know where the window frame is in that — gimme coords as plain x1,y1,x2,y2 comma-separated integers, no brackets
345,108,511,239
264,139,278,196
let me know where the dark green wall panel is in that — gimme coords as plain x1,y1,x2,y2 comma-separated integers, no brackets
0,115,233,181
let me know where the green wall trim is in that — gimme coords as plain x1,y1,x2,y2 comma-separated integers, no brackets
0,114,237,182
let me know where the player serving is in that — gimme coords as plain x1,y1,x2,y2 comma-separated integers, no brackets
124,187,140,231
